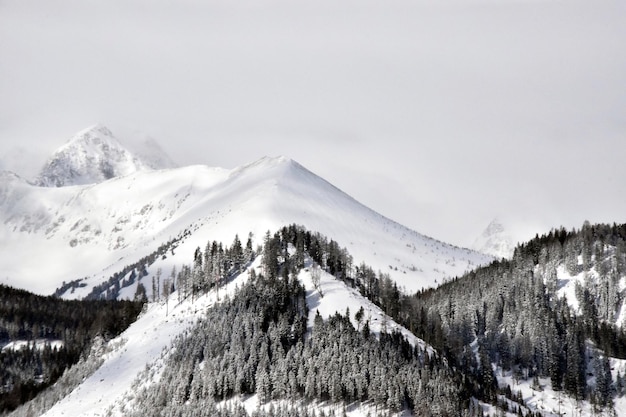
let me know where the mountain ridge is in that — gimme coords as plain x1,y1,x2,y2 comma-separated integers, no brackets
0,128,491,297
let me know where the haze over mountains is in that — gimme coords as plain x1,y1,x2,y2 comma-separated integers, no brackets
0,125,491,297
472,218,515,259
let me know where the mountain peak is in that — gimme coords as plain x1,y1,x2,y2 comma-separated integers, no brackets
75,123,114,139
229,155,302,178
472,217,515,259
483,217,506,235
252,155,296,168
35,125,150,187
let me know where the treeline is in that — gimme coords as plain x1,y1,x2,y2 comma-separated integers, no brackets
104,224,547,415
261,225,402,318
127,402,360,417
53,228,192,300
260,225,354,281
166,233,255,305
0,284,143,414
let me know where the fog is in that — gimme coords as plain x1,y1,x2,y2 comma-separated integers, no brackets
1,0,624,247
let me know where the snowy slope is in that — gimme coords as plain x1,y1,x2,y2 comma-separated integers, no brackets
298,257,431,352
493,349,626,417
0,152,491,297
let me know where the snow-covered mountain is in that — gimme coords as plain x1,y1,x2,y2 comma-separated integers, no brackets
35,124,155,187
0,126,493,415
472,217,515,259
0,127,491,296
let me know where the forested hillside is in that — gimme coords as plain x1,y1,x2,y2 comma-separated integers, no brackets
389,223,626,412
119,228,478,417
86,225,536,416
7,223,626,416
0,286,143,413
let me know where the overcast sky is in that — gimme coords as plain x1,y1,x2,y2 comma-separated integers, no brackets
1,0,625,248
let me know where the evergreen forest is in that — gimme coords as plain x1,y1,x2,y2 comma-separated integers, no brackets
0,285,143,414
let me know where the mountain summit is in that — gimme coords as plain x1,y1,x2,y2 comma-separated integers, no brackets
35,124,151,187
472,217,515,259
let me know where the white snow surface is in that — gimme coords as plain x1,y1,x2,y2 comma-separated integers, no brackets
0,151,491,297
235,395,411,417
555,264,583,315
